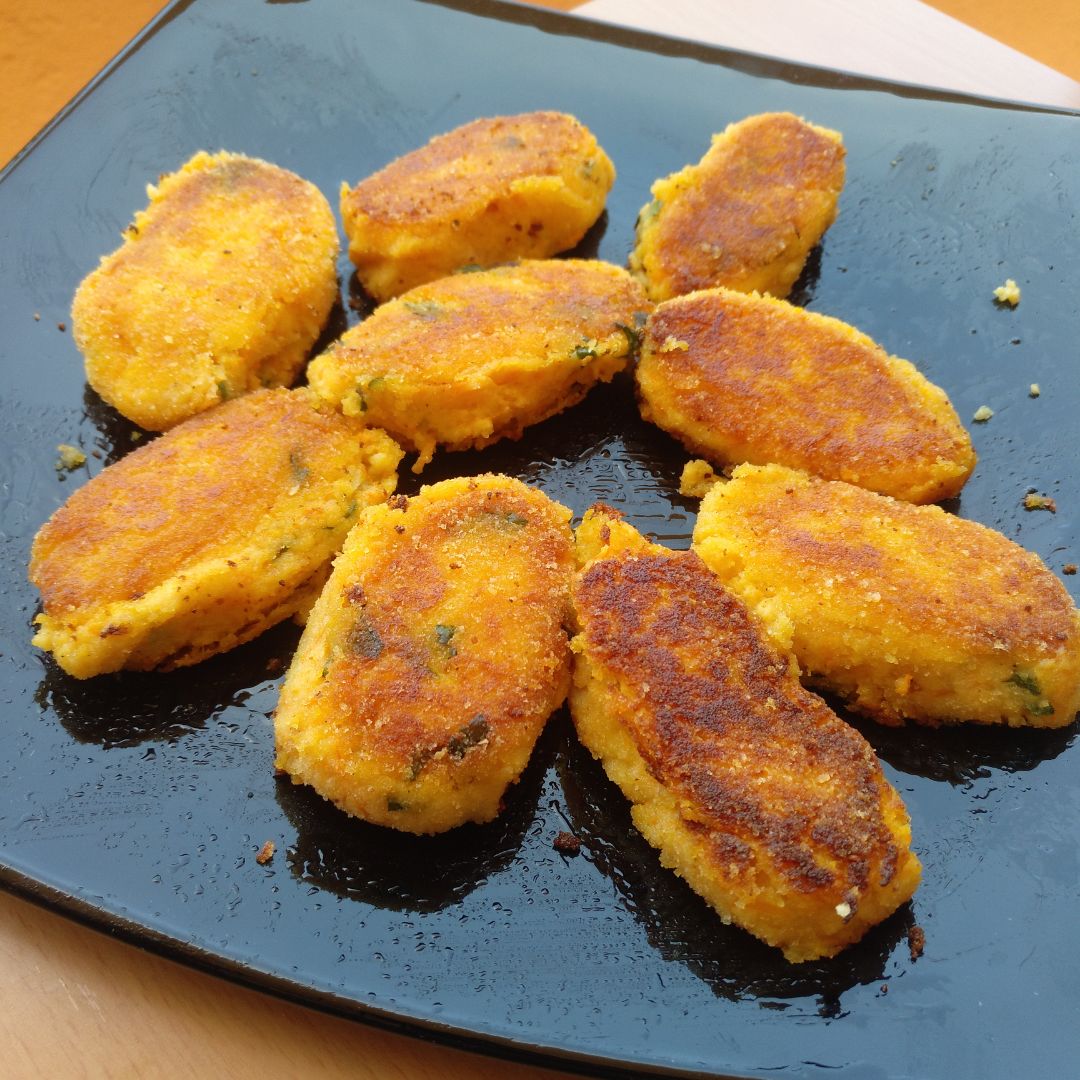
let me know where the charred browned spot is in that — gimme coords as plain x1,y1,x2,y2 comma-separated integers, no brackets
575,545,903,895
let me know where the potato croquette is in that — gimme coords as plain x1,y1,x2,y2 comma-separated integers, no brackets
637,288,975,503
340,112,615,301
629,112,845,302
307,259,649,471
274,475,574,834
72,151,339,431
693,463,1080,728
569,506,921,962
30,389,401,679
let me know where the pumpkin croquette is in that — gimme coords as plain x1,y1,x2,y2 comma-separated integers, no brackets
340,111,615,301
569,506,921,962
693,463,1080,728
274,475,575,834
72,151,339,431
637,287,975,503
307,259,650,471
30,388,401,678
629,112,845,302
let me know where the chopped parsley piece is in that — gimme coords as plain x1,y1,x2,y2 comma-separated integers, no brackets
1006,670,1041,696
615,321,641,353
573,339,599,361
216,380,232,401
403,299,442,319
288,449,310,488
434,624,458,657
447,715,490,760
1029,701,1056,716
346,612,383,660
386,797,407,812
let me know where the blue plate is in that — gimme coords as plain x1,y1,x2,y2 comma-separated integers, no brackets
2,1,1079,1075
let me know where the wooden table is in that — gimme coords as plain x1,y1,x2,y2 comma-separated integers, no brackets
2,2,1078,1077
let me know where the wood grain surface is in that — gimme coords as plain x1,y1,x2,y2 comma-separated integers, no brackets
1,1,1078,1078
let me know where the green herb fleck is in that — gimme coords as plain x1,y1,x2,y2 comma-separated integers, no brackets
505,511,528,528
572,339,599,361
434,624,458,657
1030,701,1056,717
288,449,310,488
403,299,442,320
386,797,407,812
216,380,232,402
447,715,490,760
1006,670,1041,696
454,263,485,274
615,321,641,354
407,749,431,782
343,500,358,519
346,612,383,660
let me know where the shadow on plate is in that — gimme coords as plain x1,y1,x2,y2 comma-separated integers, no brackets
275,710,560,913
556,729,911,1009
844,705,1079,786
39,619,299,749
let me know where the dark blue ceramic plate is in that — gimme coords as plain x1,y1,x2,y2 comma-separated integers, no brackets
2,1,1079,1076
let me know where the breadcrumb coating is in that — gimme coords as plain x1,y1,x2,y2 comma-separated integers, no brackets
308,259,649,471
629,113,845,302
30,389,401,678
693,463,1080,727
341,112,614,301
569,506,920,962
274,475,574,834
72,151,338,430
637,287,975,503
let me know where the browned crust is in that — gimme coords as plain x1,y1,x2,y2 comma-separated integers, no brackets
318,259,650,380
30,389,366,612
650,114,844,296
322,480,573,771
722,473,1076,653
343,112,600,224
639,289,973,501
575,548,908,897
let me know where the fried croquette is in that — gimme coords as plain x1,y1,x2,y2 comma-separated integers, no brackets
569,506,921,962
72,151,339,431
340,111,615,301
693,463,1080,727
307,259,649,471
30,389,401,679
274,475,574,834
629,112,845,302
636,288,975,503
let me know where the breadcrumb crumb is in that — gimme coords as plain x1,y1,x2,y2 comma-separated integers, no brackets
972,405,994,422
993,279,1021,306
1029,384,1040,398
1023,493,1057,513
55,444,86,471
256,840,276,865
659,335,690,352
679,458,721,498
1064,564,1077,575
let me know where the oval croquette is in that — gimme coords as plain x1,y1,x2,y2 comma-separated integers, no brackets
72,151,339,431
693,463,1080,727
274,475,574,834
340,111,615,301
30,389,402,678
629,112,845,302
569,506,921,962
307,259,650,471
637,287,975,503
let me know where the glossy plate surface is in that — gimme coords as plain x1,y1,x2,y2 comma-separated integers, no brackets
2,1,1080,1076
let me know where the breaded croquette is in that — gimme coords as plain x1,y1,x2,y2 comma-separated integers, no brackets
637,287,975,503
693,463,1080,727
274,475,574,834
30,389,401,679
340,112,615,301
307,259,649,471
569,506,921,962
629,113,845,302
72,151,339,431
